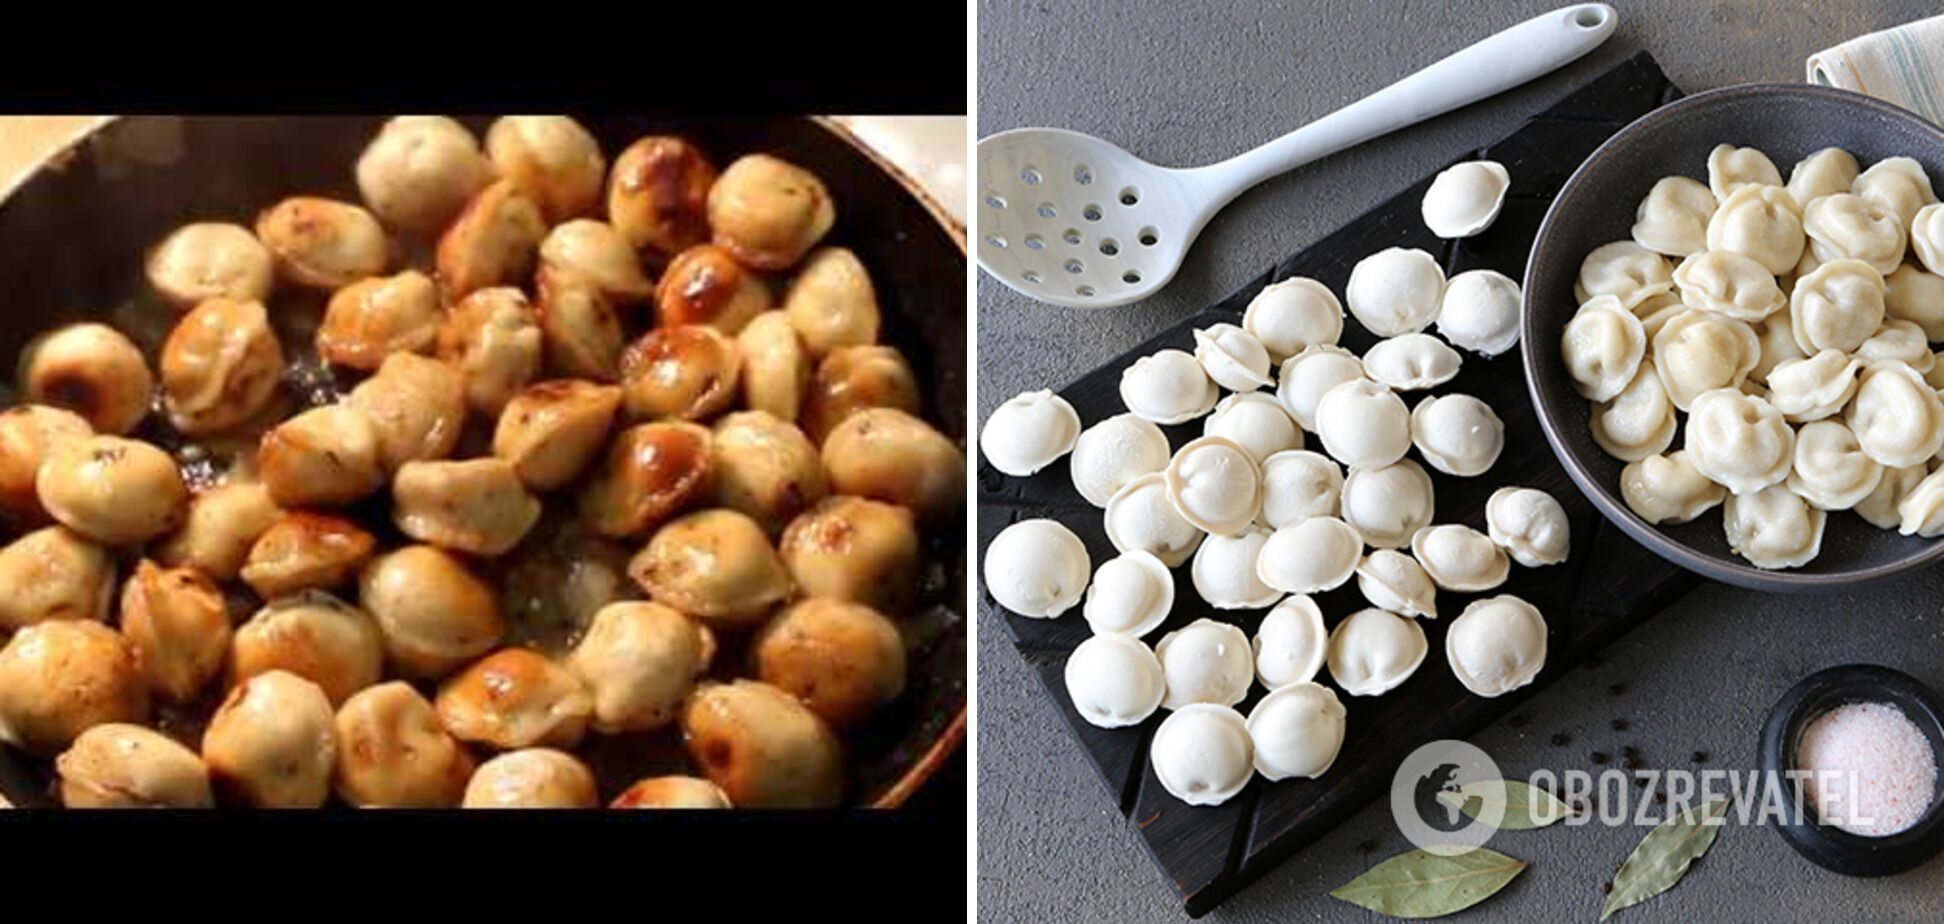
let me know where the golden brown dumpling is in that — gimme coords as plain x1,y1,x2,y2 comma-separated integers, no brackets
255,196,388,290
153,481,280,581
802,344,921,444
538,219,653,305
535,265,624,382
21,322,153,435
36,435,188,545
435,648,591,749
607,136,716,256
707,154,835,270
821,408,965,523
618,324,741,421
0,620,149,756
344,352,467,472
257,404,386,508
779,496,921,615
391,458,542,556
231,591,385,706
56,723,212,808
0,405,91,529
565,601,713,734
201,669,337,808
437,178,547,299
120,560,229,704
628,509,792,628
784,247,880,357
437,286,544,416
577,421,713,538
359,545,505,679
753,598,905,728
145,221,274,309
463,748,598,808
333,681,474,808
0,526,114,631
682,680,843,808
316,270,442,371
655,243,771,334
354,115,495,235
484,116,606,225
239,512,377,599
159,297,285,436
737,310,810,422
610,774,731,809
492,379,623,491
710,411,827,533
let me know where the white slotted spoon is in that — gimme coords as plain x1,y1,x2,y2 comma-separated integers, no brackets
976,3,1619,309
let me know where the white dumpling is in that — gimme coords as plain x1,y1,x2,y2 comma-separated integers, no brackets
1749,306,1806,385
1847,361,1944,467
1258,450,1343,528
1670,250,1785,321
983,519,1091,619
1276,345,1364,431
1070,413,1172,508
1314,379,1410,469
1620,451,1727,525
1575,241,1673,305
1723,484,1826,569
1706,184,1805,275
1120,349,1218,424
1190,528,1280,610
1911,203,1944,276
1363,334,1461,391
1203,393,1302,464
1164,436,1263,536
1859,462,1929,529
1421,160,1509,239
1339,459,1434,550
1632,289,1688,341
1435,269,1523,357
1765,349,1862,423
1150,703,1252,806
1409,393,1504,477
1651,308,1759,410
1631,176,1716,256
1256,516,1362,595
1591,359,1677,463
1244,277,1344,361
1485,487,1570,567
1326,607,1428,697
1561,295,1647,401
1346,247,1445,336
1803,193,1907,275
1252,595,1327,689
1246,682,1346,781
1355,549,1437,619
1446,595,1548,698
1707,144,1783,201
1785,147,1860,208
1896,467,1944,537
1854,319,1934,372
1410,524,1509,592
1064,633,1165,729
1685,388,1794,494
1156,618,1253,710
1852,156,1937,229
1887,264,1944,341
1105,473,1204,567
1786,420,1882,511
1192,323,1273,392
1081,550,1174,638
980,390,1081,477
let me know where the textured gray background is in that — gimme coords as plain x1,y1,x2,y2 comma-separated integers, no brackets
976,1,1944,921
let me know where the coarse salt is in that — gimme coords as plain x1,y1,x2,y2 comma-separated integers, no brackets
1796,701,1939,837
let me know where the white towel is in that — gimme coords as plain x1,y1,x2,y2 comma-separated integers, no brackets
1808,15,1944,126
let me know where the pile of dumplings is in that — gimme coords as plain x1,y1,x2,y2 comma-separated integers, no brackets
1562,143,1944,569
982,161,1568,807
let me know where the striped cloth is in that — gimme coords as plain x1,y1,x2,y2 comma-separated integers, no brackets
1808,15,1944,126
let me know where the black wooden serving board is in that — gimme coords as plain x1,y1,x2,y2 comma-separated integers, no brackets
977,53,1703,916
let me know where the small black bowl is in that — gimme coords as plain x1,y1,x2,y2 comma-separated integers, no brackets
1759,664,1944,877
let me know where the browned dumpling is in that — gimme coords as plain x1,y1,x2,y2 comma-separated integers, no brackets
484,116,606,225
231,591,385,706
577,421,713,538
239,512,377,599
682,680,843,808
499,513,634,656
492,379,623,491
822,408,965,523
435,648,591,749
0,405,91,529
535,266,624,382
354,115,495,235
607,136,716,256
737,310,809,422
55,723,212,808
437,178,547,299
610,774,732,809
201,669,337,808
391,458,542,556
463,748,598,808
779,496,921,615
154,481,280,581
145,222,274,309
438,286,544,416
655,244,772,334
628,509,791,628
754,599,905,728
37,435,188,545
255,196,389,290
316,270,441,371
0,620,149,756
257,404,385,508
618,324,742,422
801,344,921,444
159,297,286,436
21,322,154,434
333,681,474,808
121,560,229,704
538,219,653,305
707,154,835,271
359,545,504,679
565,601,712,734
345,352,467,471
711,411,828,533
0,526,114,631
784,247,880,357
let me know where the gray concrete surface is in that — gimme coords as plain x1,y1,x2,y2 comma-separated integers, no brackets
975,2,1944,921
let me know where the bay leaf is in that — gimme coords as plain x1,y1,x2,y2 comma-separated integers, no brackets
1436,779,1578,830
1330,847,1527,919
1600,797,1730,920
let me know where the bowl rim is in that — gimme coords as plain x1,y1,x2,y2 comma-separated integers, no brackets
1521,82,1944,592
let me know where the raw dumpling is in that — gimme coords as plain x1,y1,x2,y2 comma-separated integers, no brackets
1885,264,1944,341
1190,528,1281,610
1707,144,1783,200
1670,250,1785,321
1421,160,1509,239
1620,451,1726,525
1561,295,1647,401
1164,436,1263,536
1803,194,1906,275
1852,156,1937,229
1246,682,1346,781
1853,319,1933,372
1410,525,1509,592
1485,487,1570,568
1243,277,1343,361
1252,595,1327,690
1706,184,1805,275
1081,551,1174,638
1785,147,1860,207
1355,549,1437,619
1120,349,1218,425
1339,459,1434,550
1446,595,1547,698
1765,350,1862,423
980,390,1081,477
1256,516,1362,595
1064,633,1164,729
1363,334,1461,391
1631,176,1716,256
1435,269,1523,357
1276,345,1363,431
1192,323,1273,392
1574,241,1672,305
1326,607,1428,697
1723,484,1826,569
1684,388,1794,494
1156,618,1253,710
1591,359,1677,462
1912,203,1944,275
1409,393,1504,477
1651,309,1759,410
1203,393,1302,465
1314,379,1410,469
1346,247,1445,336
982,519,1090,620
1150,703,1252,806
1105,473,1205,567
1257,450,1343,528
1070,413,1171,508
1749,307,1807,385
1858,462,1929,529
1847,361,1944,467
1786,420,1882,511
1896,467,1944,537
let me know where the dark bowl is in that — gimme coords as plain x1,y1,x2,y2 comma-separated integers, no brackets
0,116,966,808
1523,84,1944,591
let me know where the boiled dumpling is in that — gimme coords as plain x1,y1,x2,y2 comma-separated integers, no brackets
1435,269,1523,357
1575,241,1672,305
1633,289,1688,341
1363,334,1461,391
1791,259,1887,354
1590,360,1677,462
1339,459,1434,550
1150,704,1252,806
1190,528,1280,610
1886,264,1944,341
1354,549,1437,619
1723,484,1826,569
1064,633,1164,729
1243,277,1343,361
1246,682,1346,781
1326,607,1427,697
1276,345,1364,431
1314,379,1410,469
1670,251,1784,321
1749,307,1807,385
1620,451,1726,525
1853,320,1933,372
1561,295,1647,401
1896,467,1944,537
980,390,1081,477
1765,350,1862,423
1120,349,1218,425
1409,393,1503,477
1852,156,1937,229
1631,176,1716,256
1156,618,1252,710
1081,551,1173,638
1847,361,1944,467
1257,450,1343,528
1203,393,1302,465
1707,184,1805,275
1786,420,1882,511
1446,595,1547,697
1192,323,1273,392
982,519,1090,619
1253,595,1327,689
1859,463,1929,529
1410,525,1509,592
1802,193,1906,275
1105,473,1204,567
1164,436,1263,536
1421,160,1509,239
1256,516,1361,595
1346,248,1445,336
1684,388,1794,494
1070,413,1171,507
1911,203,1944,275
1485,487,1570,568
1707,144,1782,201
1651,308,1759,410
1785,147,1860,207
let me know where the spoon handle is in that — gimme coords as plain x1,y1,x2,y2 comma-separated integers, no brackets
1189,3,1618,208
